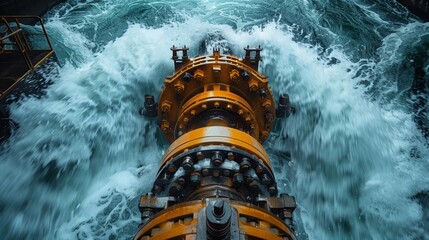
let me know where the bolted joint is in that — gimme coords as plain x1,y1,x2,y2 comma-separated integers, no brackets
194,69,205,81
182,156,194,172
174,81,185,94
259,88,267,98
161,100,172,113
169,183,183,196
240,158,251,172
183,72,192,82
190,172,201,186
211,151,224,167
229,69,240,82
248,78,259,92
233,173,244,186
241,71,250,81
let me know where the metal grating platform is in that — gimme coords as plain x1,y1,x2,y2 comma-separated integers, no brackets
0,16,55,98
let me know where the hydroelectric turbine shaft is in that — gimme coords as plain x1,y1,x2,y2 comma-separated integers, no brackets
135,46,295,240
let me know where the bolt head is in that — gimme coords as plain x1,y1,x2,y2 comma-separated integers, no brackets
196,152,205,160
240,158,250,172
194,69,205,81
202,168,210,176
190,173,201,186
227,152,235,160
167,164,177,173
174,81,185,94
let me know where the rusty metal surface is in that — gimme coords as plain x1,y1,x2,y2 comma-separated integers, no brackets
0,16,55,99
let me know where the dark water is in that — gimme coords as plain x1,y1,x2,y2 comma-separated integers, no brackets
1,0,428,239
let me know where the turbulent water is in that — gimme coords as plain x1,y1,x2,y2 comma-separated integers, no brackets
1,0,428,239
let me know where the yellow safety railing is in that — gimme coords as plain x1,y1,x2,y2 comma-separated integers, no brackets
0,16,55,97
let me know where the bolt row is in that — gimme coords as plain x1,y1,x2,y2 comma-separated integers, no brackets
151,146,278,201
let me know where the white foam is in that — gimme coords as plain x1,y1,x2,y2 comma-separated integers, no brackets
1,3,428,239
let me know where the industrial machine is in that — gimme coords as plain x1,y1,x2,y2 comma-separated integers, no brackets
136,46,296,240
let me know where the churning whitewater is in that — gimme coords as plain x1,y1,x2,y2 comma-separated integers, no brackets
1,0,428,239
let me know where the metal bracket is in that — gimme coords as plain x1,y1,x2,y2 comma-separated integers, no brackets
171,45,190,70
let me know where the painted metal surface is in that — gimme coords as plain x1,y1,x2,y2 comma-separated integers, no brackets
136,47,296,239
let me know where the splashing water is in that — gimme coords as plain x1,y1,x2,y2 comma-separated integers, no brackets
1,0,428,239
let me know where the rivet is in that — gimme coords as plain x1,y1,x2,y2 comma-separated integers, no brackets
227,152,235,160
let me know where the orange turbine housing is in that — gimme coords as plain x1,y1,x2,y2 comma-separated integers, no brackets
135,46,296,240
